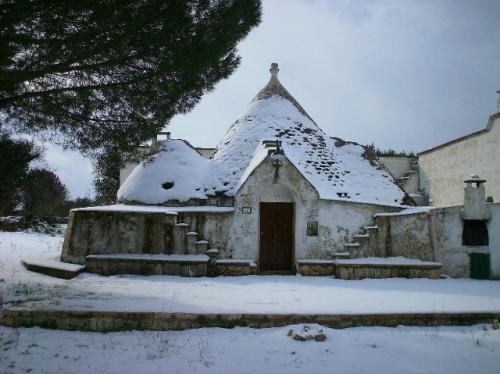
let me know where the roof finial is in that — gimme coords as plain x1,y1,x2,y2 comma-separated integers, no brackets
270,63,279,78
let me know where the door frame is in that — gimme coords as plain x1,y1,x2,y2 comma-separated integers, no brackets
258,202,295,273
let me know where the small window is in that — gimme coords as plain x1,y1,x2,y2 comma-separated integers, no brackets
161,181,174,190
462,220,488,246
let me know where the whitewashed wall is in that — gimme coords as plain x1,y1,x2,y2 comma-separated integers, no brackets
224,153,395,261
419,113,500,207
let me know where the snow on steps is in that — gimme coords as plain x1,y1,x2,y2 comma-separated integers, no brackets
21,258,85,279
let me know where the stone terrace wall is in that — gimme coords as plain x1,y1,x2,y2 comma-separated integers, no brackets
374,203,500,278
375,213,434,261
61,210,177,264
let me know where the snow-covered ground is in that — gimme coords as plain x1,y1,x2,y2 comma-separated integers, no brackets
1,324,500,374
2,230,500,314
1,230,500,373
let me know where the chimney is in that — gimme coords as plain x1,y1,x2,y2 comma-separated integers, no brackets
497,90,500,113
462,175,490,220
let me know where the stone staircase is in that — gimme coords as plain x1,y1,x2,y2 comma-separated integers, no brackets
343,224,381,259
336,216,441,280
173,222,209,255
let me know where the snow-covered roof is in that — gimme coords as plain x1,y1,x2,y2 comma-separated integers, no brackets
117,140,225,204
119,63,405,206
211,64,405,206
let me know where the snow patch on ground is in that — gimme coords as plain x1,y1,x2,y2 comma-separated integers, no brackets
1,324,499,374
2,230,500,315
2,230,500,373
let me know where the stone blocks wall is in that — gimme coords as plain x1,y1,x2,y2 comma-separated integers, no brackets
375,213,434,261
85,256,208,277
335,263,441,280
61,210,177,264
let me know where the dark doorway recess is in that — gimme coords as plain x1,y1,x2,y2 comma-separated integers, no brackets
462,220,488,246
259,202,294,272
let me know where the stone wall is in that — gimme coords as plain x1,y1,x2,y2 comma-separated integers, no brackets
61,210,177,264
373,202,500,279
176,211,233,252
318,200,399,258
375,212,434,261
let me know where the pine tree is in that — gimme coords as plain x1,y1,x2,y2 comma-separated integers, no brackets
0,0,262,154
23,168,69,216
0,132,42,215
93,146,122,205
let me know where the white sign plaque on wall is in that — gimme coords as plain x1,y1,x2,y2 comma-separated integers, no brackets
242,207,252,214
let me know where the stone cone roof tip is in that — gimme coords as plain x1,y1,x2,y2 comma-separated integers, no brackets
252,63,317,125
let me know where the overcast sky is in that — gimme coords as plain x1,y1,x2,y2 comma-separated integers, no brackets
46,0,500,198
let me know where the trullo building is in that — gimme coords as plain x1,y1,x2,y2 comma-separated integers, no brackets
61,64,447,277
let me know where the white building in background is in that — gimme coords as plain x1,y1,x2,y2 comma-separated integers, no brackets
418,93,500,207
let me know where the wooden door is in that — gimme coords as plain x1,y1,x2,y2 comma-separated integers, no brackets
259,202,294,272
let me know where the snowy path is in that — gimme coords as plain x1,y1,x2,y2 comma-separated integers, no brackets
2,231,500,373
1,231,500,315
1,324,500,374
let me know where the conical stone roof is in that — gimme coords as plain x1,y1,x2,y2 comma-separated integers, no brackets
119,63,405,206
212,63,405,206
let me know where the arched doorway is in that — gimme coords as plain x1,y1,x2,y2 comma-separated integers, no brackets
259,185,294,272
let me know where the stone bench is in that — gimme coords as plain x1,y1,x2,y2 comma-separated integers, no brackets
334,257,441,280
296,259,337,276
21,259,85,279
212,259,258,276
85,254,209,277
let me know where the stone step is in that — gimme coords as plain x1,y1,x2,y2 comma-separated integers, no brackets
85,254,209,277
332,252,351,259
363,225,379,230
212,259,257,276
186,232,198,254
353,233,369,239
21,259,85,279
295,259,336,276
173,223,190,255
345,242,360,247
195,240,209,253
334,258,442,280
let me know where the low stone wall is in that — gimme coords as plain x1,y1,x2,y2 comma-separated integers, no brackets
61,210,177,264
86,255,208,277
296,260,336,276
212,260,257,276
335,262,441,280
2,308,498,332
